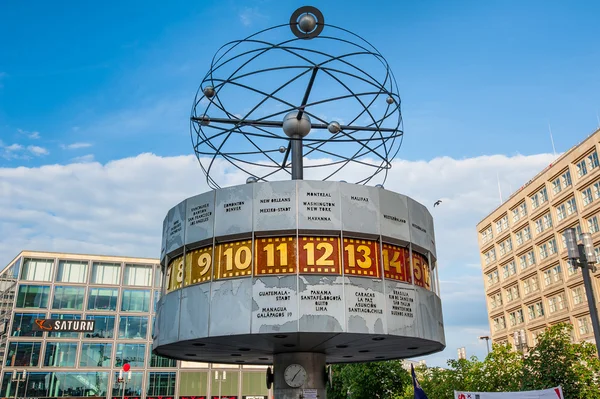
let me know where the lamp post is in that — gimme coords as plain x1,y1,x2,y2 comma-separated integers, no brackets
214,371,226,399
564,229,600,358
513,329,528,355
457,347,466,360
117,368,132,399
479,335,491,354
11,370,26,399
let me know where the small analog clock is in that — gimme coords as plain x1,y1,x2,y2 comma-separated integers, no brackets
284,363,307,387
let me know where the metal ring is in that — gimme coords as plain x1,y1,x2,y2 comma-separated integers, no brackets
289,6,325,39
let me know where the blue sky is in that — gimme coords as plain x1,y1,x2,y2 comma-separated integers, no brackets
1,0,599,368
2,0,600,166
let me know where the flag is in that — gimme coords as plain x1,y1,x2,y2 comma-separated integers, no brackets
411,364,429,399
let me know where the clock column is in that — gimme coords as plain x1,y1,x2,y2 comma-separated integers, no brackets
273,352,327,399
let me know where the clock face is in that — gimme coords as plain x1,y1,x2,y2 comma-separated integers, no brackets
284,364,307,388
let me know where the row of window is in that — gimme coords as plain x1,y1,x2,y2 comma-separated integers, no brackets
0,370,267,398
18,259,161,287
11,313,151,340
5,341,174,368
489,282,588,311
480,154,600,244
0,371,176,398
15,284,159,312
486,241,600,288
495,316,593,345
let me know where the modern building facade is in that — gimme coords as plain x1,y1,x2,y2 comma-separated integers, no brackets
0,251,269,399
477,128,600,349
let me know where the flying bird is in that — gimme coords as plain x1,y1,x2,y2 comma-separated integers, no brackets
433,200,442,207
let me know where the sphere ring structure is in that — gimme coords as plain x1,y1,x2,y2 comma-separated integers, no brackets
190,6,404,189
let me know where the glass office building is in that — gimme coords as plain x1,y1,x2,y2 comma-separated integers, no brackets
0,251,269,399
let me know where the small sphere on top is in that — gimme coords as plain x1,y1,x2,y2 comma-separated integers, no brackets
203,86,215,98
298,13,317,33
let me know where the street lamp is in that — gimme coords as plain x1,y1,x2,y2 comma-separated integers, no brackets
457,347,466,360
11,370,26,399
479,335,491,354
513,329,528,354
564,229,600,358
117,369,132,399
214,370,226,399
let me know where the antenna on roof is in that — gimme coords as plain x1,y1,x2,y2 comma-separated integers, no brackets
548,123,557,159
596,112,600,129
497,172,503,205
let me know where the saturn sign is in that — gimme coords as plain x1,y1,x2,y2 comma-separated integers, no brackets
32,319,96,333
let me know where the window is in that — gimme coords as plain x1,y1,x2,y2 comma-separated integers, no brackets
539,243,548,260
527,250,535,266
91,262,121,285
147,372,177,397
153,291,161,312
150,353,177,368
112,372,143,397
577,158,588,177
531,194,540,210
566,197,577,215
11,313,46,337
578,316,592,335
21,258,54,282
509,310,523,326
124,264,153,287
562,170,572,188
588,216,599,234
535,302,544,317
523,276,539,294
84,315,115,339
88,288,118,311
588,151,599,170
543,213,553,229
567,260,577,276
556,203,566,221
548,293,566,313
16,285,50,308
80,343,112,367
535,218,544,234
48,314,81,338
116,343,147,367
512,208,520,223
552,177,561,195
523,226,531,240
121,289,151,312
44,342,78,367
582,187,593,206
594,181,600,199
481,226,493,243
523,279,530,294
516,230,524,245
493,316,506,331
548,238,557,255
506,285,519,302
529,302,544,320
5,342,41,366
544,264,562,285
539,187,548,204
154,267,163,288
118,316,148,339
499,238,512,256
484,249,496,265
56,260,88,283
52,286,85,310
486,270,499,286
571,286,586,305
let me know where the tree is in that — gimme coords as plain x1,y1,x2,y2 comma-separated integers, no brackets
327,360,412,399
521,323,600,399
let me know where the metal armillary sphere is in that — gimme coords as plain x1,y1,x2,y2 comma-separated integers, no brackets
191,6,403,189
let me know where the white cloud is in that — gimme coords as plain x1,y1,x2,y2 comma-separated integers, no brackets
71,154,95,163
238,7,267,27
17,129,41,139
5,144,23,151
0,151,556,366
61,142,93,150
27,145,49,156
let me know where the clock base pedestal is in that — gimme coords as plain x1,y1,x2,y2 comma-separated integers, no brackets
273,352,327,399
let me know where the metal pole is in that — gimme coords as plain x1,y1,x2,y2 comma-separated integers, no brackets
14,375,19,399
291,135,303,180
485,339,490,354
578,244,600,357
